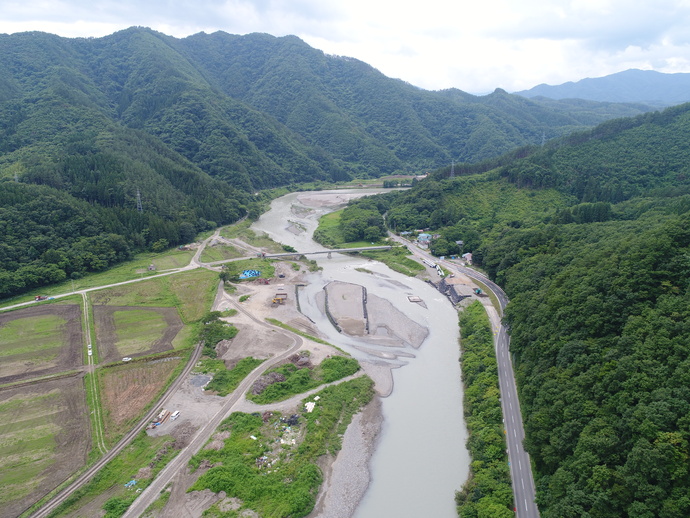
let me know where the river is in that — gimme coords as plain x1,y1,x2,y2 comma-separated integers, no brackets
252,189,469,518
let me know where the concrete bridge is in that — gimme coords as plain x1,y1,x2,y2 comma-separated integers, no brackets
204,245,393,266
264,245,392,259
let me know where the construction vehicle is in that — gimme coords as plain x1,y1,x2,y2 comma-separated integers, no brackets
272,293,287,305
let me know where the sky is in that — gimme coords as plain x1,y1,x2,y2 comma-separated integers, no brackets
3,0,690,94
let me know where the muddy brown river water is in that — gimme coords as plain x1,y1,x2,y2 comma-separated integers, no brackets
252,189,470,518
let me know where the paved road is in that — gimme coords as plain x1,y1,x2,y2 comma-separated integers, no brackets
389,235,540,518
122,288,304,517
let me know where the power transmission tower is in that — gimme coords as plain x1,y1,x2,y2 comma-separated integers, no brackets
450,160,455,179
136,189,143,213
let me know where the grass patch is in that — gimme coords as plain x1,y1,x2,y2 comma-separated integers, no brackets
113,310,168,356
189,376,374,517
46,432,180,518
84,372,105,461
90,269,218,324
360,246,425,277
220,258,276,282
143,485,172,516
220,222,282,253
247,356,360,404
171,324,195,350
312,209,344,247
0,392,60,508
0,314,66,357
469,276,502,316
1,378,90,518
150,250,195,270
205,357,265,396
198,312,239,358
0,248,198,309
200,244,244,263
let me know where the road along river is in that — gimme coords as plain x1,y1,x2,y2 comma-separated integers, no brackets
252,190,470,518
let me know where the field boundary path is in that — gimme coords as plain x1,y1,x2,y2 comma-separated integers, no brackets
82,292,107,455
28,233,222,518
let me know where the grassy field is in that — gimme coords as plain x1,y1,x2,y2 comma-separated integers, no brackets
200,244,244,263
360,247,426,277
0,391,60,509
2,377,89,518
220,221,282,253
221,258,276,281
0,247,196,310
0,314,66,357
0,306,81,383
113,310,169,356
46,431,180,518
90,268,218,323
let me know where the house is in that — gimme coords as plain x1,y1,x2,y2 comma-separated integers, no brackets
439,276,476,304
461,252,473,265
417,233,432,245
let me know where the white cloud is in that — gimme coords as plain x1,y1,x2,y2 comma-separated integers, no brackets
2,0,690,93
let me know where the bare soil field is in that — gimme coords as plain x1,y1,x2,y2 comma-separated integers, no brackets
100,358,183,441
0,305,82,384
93,306,183,363
0,374,90,518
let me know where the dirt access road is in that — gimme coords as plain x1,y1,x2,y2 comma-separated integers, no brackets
121,288,305,517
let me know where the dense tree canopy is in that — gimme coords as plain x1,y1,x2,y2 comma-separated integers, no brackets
382,102,690,517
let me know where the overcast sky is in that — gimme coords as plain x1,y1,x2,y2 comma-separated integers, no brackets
3,0,690,94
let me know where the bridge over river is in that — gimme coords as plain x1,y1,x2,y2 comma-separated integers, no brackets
205,245,392,266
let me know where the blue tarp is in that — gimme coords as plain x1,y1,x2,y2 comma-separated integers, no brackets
239,269,261,279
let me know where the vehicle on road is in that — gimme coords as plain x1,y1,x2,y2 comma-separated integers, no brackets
122,357,132,362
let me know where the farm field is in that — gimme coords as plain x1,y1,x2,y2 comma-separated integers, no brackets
0,248,197,310
200,243,244,263
0,376,90,518
93,306,184,363
99,358,184,445
90,268,218,323
0,305,82,384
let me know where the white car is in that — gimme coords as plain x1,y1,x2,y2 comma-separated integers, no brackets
122,357,132,362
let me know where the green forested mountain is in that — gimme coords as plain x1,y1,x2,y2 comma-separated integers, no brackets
378,103,690,517
0,26,655,298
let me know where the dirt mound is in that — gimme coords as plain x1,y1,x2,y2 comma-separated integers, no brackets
171,422,198,449
288,351,313,369
251,371,286,395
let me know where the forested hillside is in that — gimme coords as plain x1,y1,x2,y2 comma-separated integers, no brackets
378,103,690,517
0,26,655,299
